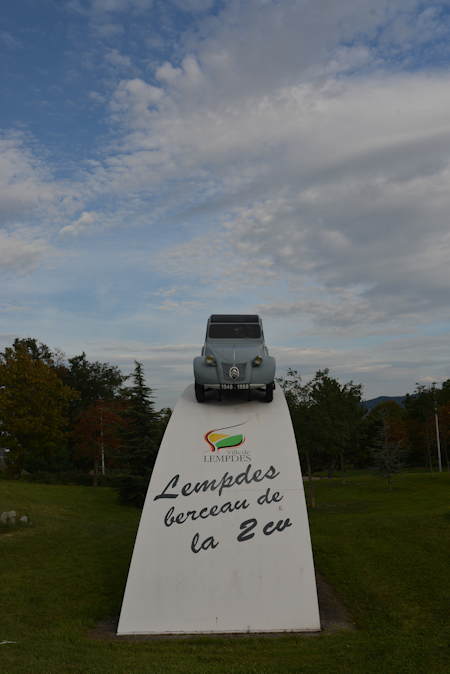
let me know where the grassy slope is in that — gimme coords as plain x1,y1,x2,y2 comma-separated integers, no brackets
0,474,449,674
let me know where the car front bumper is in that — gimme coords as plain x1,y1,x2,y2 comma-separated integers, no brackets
193,355,276,387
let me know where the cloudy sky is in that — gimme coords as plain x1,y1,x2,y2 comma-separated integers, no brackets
2,0,450,407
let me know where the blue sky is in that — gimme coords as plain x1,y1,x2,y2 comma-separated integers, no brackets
2,0,450,407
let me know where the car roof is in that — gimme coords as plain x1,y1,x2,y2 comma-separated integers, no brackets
209,314,260,323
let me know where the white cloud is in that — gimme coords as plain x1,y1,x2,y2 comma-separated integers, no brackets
0,133,62,224
0,231,53,274
104,48,133,69
92,20,124,37
0,132,81,273
55,2,450,335
88,90,107,104
156,299,202,312
110,78,164,126
65,2,447,339
271,333,450,397
6,0,450,403
151,287,179,297
66,0,153,38
155,61,182,84
122,68,450,326
171,0,214,12
60,211,99,236
89,0,153,13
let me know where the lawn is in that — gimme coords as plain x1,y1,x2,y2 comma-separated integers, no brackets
1,473,449,673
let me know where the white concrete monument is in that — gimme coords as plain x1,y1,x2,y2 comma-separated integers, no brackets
117,385,320,634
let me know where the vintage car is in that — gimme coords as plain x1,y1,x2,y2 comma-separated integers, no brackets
193,314,276,402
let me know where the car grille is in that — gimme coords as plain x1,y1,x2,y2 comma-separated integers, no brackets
222,362,247,382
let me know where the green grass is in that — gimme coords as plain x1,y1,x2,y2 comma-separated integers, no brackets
1,473,449,673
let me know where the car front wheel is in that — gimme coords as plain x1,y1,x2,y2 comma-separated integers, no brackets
195,382,206,402
264,382,274,402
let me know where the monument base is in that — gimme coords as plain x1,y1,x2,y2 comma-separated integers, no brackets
117,385,320,635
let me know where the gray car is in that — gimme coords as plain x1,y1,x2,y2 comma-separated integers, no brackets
193,314,276,402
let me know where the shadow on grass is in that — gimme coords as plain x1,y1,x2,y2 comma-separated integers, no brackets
88,571,355,641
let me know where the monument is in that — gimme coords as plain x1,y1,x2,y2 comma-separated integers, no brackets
117,384,321,634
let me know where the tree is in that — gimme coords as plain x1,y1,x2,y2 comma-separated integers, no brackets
438,401,450,472
404,383,449,471
61,352,126,415
2,337,58,366
0,344,76,474
434,381,450,471
368,402,406,489
279,369,363,473
278,368,363,505
58,352,126,470
120,361,159,475
278,369,315,477
306,369,363,474
73,400,126,485
154,407,172,446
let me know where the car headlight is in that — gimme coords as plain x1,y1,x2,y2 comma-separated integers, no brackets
252,355,263,366
205,355,216,366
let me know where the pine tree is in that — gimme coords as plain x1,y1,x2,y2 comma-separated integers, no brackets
121,361,159,475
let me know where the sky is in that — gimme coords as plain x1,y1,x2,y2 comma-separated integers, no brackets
1,0,450,408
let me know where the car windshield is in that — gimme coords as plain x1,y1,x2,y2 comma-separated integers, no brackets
208,324,261,339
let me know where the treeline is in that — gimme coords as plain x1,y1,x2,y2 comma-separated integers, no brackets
279,369,450,482
0,338,170,503
1,338,448,499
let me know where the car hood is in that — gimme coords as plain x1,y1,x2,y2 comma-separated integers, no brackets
205,341,265,362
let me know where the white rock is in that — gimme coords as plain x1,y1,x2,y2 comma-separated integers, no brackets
19,515,28,524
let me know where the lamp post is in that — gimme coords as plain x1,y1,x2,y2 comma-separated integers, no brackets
99,404,105,476
432,383,443,473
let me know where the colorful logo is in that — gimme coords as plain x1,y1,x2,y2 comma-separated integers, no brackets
204,423,246,452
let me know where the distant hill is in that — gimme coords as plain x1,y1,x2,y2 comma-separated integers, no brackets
362,395,406,411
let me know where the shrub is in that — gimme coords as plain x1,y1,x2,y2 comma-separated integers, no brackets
114,474,150,507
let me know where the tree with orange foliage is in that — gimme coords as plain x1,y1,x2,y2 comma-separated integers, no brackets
73,400,126,485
